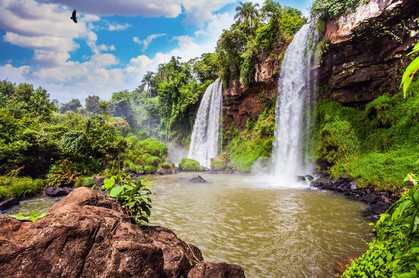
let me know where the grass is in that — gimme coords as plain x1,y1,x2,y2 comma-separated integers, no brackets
315,88,419,190
0,176,46,200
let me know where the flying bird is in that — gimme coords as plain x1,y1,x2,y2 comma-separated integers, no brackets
71,9,77,23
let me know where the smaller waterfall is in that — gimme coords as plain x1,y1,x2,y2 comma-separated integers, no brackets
188,78,223,168
272,23,317,184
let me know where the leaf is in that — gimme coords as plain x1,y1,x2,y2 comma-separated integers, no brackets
401,56,419,97
104,177,115,190
109,186,124,197
414,191,419,204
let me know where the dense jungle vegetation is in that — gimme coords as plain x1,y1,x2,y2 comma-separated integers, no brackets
1,0,418,276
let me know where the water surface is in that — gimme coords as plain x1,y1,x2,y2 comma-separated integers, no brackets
150,173,372,277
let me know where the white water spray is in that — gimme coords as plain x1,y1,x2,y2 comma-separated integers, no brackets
188,78,223,168
272,23,317,184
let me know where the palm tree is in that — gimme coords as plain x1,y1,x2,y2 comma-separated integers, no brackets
234,2,260,29
141,71,155,97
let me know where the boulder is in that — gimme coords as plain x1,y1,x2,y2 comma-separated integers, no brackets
44,186,72,197
0,198,19,211
0,187,244,277
189,175,208,183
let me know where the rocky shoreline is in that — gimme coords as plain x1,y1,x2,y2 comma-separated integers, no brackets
310,175,399,221
0,187,245,277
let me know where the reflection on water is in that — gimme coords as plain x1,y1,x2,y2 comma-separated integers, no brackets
2,196,63,215
150,173,372,277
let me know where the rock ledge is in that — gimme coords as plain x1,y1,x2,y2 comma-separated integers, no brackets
0,187,245,278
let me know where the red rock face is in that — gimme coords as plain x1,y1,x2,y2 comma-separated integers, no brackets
319,0,419,105
0,188,245,278
223,54,280,129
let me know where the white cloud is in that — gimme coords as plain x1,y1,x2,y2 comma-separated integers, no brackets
108,23,130,31
133,34,166,52
0,0,239,102
98,44,116,51
0,64,30,82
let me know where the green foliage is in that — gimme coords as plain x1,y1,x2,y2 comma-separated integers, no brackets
74,176,94,188
317,120,360,164
343,175,419,277
316,94,418,190
10,211,48,222
401,42,419,98
60,99,82,113
178,158,204,171
102,174,152,225
216,1,306,87
139,138,168,157
0,80,58,177
210,153,234,172
227,104,275,172
46,160,82,187
0,176,46,200
124,137,168,175
366,95,396,128
311,0,370,19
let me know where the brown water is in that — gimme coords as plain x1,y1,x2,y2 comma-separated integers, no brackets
149,173,372,278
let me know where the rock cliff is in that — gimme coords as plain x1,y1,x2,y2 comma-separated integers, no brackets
0,187,245,278
223,54,281,129
319,0,419,104
222,0,418,128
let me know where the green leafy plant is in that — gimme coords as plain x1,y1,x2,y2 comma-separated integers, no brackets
178,158,204,171
311,0,370,19
10,211,48,222
0,176,46,200
343,174,419,277
401,42,419,97
102,174,152,225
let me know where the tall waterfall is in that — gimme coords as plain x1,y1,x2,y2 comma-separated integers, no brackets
188,78,223,168
272,23,317,183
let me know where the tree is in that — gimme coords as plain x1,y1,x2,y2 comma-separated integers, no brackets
140,71,156,97
60,99,82,113
235,2,260,29
85,95,101,115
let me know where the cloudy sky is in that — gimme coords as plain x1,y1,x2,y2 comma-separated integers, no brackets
0,0,312,103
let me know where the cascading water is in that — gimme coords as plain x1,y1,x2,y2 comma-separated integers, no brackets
188,78,223,168
272,23,317,184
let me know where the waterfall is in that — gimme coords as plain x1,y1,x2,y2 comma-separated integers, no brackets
188,78,223,168
272,23,317,184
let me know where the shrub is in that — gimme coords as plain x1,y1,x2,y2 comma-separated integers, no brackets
317,120,360,164
311,0,370,20
74,176,94,188
366,95,396,128
178,158,203,171
46,160,82,187
0,176,46,200
227,104,276,172
139,138,168,157
316,95,418,190
343,174,419,277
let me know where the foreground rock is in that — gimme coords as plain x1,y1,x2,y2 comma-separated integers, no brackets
0,187,245,277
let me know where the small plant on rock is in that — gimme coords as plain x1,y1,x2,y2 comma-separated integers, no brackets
102,173,152,225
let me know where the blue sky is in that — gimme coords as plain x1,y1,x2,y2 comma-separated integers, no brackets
0,0,313,103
